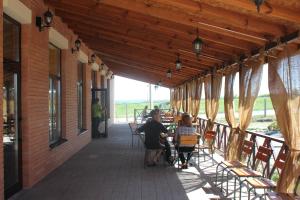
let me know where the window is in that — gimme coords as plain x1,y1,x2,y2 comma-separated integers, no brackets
77,61,85,132
49,44,62,145
107,79,110,118
91,71,96,88
4,15,20,63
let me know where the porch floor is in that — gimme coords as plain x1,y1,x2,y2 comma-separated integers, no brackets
10,124,256,200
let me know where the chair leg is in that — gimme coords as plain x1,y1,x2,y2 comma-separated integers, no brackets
215,162,221,186
234,176,237,200
248,187,254,200
220,167,227,192
239,178,242,200
198,148,200,166
226,169,230,196
132,134,133,148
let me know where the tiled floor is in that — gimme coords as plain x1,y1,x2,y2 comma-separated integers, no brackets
10,124,252,200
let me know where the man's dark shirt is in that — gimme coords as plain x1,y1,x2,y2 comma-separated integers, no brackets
137,120,168,149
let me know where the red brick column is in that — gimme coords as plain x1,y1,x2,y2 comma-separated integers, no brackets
0,0,4,198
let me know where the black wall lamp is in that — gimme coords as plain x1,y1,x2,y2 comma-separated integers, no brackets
89,54,96,64
71,38,81,54
36,9,53,32
253,0,265,12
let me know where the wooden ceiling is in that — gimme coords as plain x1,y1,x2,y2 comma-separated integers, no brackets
45,0,300,88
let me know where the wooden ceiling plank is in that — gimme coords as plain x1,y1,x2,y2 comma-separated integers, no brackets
193,0,300,25
79,35,219,71
54,7,259,50
49,0,268,43
145,0,287,37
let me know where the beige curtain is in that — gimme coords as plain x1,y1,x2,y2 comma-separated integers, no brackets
224,71,239,160
175,87,182,113
182,84,188,113
268,45,300,193
204,73,222,131
228,55,264,160
187,81,193,115
170,89,176,110
189,78,202,120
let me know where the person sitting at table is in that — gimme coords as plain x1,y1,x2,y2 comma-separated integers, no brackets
136,109,169,166
141,105,149,122
174,113,197,169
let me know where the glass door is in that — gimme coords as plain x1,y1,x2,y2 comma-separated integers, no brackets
91,89,108,138
3,15,22,198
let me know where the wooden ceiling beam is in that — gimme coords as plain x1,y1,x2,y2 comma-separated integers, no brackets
143,0,288,36
101,55,193,81
73,25,234,63
106,61,178,87
63,16,243,58
192,0,300,25
48,0,268,43
79,35,215,71
54,8,259,51
97,51,204,77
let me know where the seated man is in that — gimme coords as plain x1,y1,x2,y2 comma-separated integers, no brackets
174,113,197,169
136,109,169,166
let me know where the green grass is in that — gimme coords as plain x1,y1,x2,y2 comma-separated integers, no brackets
115,101,169,118
115,96,273,119
198,96,273,114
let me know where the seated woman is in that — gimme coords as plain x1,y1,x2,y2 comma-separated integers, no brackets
174,113,197,169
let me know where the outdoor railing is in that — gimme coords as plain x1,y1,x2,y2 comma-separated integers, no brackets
134,109,170,123
198,118,286,180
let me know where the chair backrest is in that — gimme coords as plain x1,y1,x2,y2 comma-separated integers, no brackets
128,122,137,133
254,146,273,176
178,134,198,146
203,130,217,143
241,140,255,166
273,145,288,171
269,144,288,179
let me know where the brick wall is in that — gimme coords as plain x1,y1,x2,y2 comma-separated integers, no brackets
20,0,93,189
0,0,116,198
0,0,4,198
0,0,102,198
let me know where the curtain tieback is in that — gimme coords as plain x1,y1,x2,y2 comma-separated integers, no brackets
232,126,240,134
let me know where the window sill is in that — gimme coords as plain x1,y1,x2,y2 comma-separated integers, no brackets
49,138,68,150
78,129,88,136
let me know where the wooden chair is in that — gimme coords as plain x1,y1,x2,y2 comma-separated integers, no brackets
246,145,288,199
229,145,273,200
267,175,300,200
195,130,217,163
175,134,199,169
215,139,255,195
129,122,143,148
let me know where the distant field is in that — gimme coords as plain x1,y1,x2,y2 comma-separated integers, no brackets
114,96,273,119
115,101,169,118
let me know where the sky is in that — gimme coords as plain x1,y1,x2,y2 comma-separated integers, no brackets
114,76,170,102
114,64,269,102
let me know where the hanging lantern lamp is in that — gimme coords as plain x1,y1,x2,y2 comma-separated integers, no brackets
166,69,172,79
192,28,203,59
175,53,182,71
253,0,265,12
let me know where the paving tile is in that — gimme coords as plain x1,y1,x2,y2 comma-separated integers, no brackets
10,124,256,200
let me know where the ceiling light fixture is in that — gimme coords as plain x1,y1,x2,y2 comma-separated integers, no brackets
253,0,265,12
166,69,172,79
193,28,203,60
175,53,182,71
